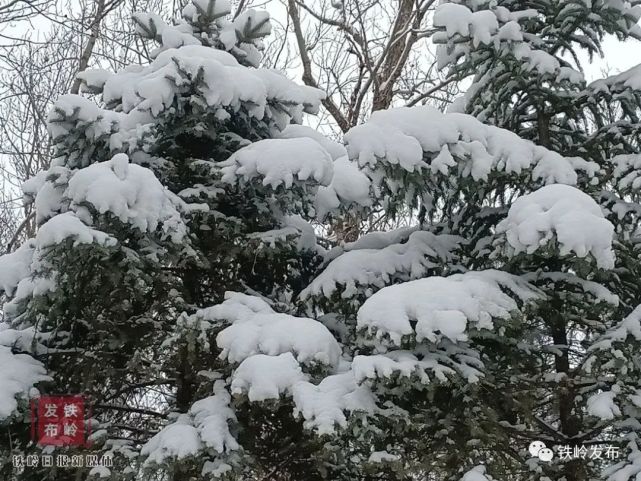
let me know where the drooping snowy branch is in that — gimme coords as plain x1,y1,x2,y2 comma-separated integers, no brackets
356,270,541,346
495,184,615,269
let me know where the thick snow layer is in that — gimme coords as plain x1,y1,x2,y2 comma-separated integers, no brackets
217,312,341,367
434,4,499,47
35,212,116,250
292,371,377,435
137,2,269,68
277,124,347,160
141,415,202,465
301,231,461,299
47,94,121,143
0,344,49,420
142,381,238,466
315,156,372,217
356,270,540,345
189,381,239,454
220,138,334,188
586,389,621,420
0,240,34,296
231,353,307,402
76,68,112,93
66,154,187,242
190,292,340,367
269,126,371,215
344,106,596,185
113,45,321,117
496,184,615,268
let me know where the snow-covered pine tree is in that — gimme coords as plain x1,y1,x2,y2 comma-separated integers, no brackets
429,1,641,480
0,1,334,479
299,105,624,481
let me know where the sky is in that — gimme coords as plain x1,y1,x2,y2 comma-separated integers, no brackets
581,35,641,81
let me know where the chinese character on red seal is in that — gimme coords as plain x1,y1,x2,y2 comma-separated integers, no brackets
31,396,86,447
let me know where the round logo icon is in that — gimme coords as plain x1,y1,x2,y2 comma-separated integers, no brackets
538,448,554,462
528,440,554,462
529,440,546,457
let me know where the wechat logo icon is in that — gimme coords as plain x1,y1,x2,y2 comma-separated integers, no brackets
529,441,554,462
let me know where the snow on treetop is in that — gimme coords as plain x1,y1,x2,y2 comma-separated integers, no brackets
101,45,269,117
65,153,188,242
217,311,342,367
63,45,324,154
220,138,334,189
0,341,50,420
135,0,272,67
300,231,461,300
434,3,501,47
356,270,541,346
187,0,231,21
344,106,597,185
433,2,574,79
496,184,615,269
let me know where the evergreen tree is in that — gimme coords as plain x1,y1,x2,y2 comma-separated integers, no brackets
428,1,641,479
0,1,330,479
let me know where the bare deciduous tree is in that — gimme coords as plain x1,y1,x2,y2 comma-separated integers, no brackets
276,0,459,135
